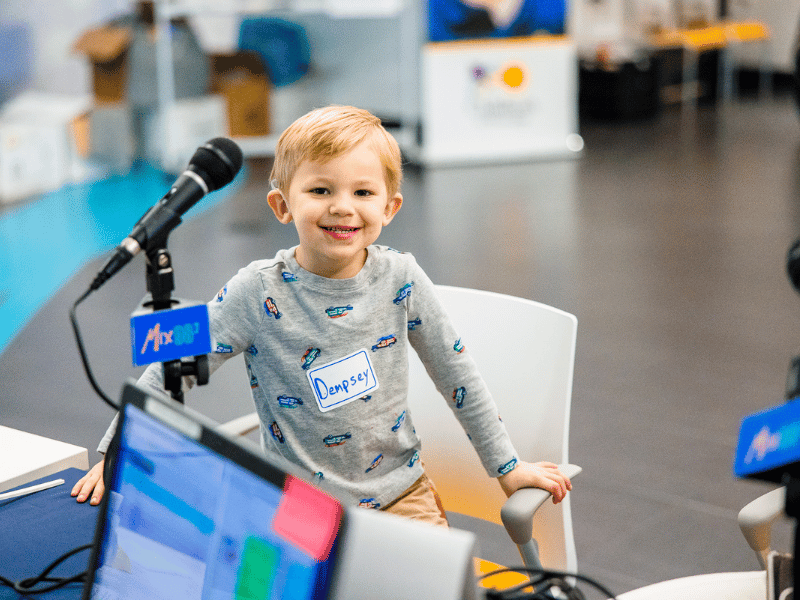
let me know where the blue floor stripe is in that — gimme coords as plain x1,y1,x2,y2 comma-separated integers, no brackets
0,163,244,356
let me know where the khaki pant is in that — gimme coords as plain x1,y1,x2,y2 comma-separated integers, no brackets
381,473,449,528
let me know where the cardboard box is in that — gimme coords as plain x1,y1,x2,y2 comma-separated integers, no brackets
72,26,131,103
210,52,270,137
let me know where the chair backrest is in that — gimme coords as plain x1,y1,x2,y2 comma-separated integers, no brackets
407,285,578,572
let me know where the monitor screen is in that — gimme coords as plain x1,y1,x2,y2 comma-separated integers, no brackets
85,387,343,600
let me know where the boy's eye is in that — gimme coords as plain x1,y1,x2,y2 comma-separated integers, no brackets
309,187,329,195
355,189,373,197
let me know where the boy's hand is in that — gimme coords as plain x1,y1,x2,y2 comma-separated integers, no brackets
71,459,106,505
497,461,572,504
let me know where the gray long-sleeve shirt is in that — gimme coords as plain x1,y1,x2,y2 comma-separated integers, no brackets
100,245,518,508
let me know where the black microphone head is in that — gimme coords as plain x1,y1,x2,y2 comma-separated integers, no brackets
189,138,244,191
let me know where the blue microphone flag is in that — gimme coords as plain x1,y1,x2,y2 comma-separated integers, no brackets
735,400,800,483
131,303,211,367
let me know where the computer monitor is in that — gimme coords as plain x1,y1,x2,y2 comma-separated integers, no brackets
83,381,478,600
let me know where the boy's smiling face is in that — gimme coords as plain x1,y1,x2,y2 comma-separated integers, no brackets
267,139,403,279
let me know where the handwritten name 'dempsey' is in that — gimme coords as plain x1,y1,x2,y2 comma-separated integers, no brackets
313,370,371,399
307,349,379,413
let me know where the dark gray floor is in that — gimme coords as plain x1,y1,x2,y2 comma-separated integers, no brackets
3,94,800,596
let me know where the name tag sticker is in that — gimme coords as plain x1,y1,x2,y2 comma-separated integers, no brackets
307,349,379,413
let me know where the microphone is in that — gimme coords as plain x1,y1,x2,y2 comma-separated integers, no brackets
90,138,244,291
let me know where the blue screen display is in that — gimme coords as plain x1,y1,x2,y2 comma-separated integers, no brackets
90,403,341,600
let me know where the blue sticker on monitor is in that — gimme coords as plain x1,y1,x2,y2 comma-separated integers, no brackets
130,303,212,367
734,400,800,480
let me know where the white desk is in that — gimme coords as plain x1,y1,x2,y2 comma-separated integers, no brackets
0,425,89,492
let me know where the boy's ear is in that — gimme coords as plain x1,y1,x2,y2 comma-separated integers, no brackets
267,189,293,224
383,193,403,225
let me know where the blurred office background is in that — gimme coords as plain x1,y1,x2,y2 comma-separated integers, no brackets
3,0,800,595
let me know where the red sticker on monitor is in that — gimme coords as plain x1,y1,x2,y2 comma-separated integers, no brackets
272,475,343,562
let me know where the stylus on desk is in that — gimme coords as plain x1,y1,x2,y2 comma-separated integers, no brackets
0,478,65,501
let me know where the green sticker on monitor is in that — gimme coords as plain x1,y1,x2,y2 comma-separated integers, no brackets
236,537,280,599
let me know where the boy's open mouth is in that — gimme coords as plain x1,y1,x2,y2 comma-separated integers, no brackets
321,225,360,239
321,226,359,232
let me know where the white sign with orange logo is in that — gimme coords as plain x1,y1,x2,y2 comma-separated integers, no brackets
421,36,581,165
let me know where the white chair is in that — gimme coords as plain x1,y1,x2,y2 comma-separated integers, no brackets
220,285,581,578
613,488,788,599
405,285,581,575
738,487,787,570
615,571,766,600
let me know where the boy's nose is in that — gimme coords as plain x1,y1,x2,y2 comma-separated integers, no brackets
329,193,355,214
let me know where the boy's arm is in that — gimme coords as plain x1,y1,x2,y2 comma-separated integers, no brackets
405,266,517,477
76,263,266,503
405,260,572,503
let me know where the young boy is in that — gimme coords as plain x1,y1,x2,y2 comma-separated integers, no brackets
73,105,571,526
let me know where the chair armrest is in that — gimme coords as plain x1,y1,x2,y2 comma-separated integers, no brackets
501,463,582,545
217,412,260,437
738,486,785,569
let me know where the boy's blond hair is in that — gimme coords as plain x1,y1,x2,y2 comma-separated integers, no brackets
270,106,403,197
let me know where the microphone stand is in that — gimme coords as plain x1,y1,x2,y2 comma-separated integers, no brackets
785,355,800,594
142,242,209,403
783,476,800,594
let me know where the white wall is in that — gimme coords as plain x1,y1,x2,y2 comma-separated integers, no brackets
727,0,799,71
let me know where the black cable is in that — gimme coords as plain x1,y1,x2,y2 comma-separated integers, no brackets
0,544,91,595
70,289,118,411
0,292,111,595
480,566,616,600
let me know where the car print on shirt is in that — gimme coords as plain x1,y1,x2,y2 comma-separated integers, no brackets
282,271,298,282
452,386,467,408
270,421,284,443
359,498,381,509
325,305,353,318
393,282,414,305
264,297,282,319
408,451,420,468
277,395,303,408
324,432,352,447
247,345,258,356
372,334,397,352
248,363,258,389
301,347,321,370
215,342,233,354
391,411,406,432
360,395,372,402
498,457,518,475
407,318,422,331
216,285,227,302
365,454,383,473
454,338,465,353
